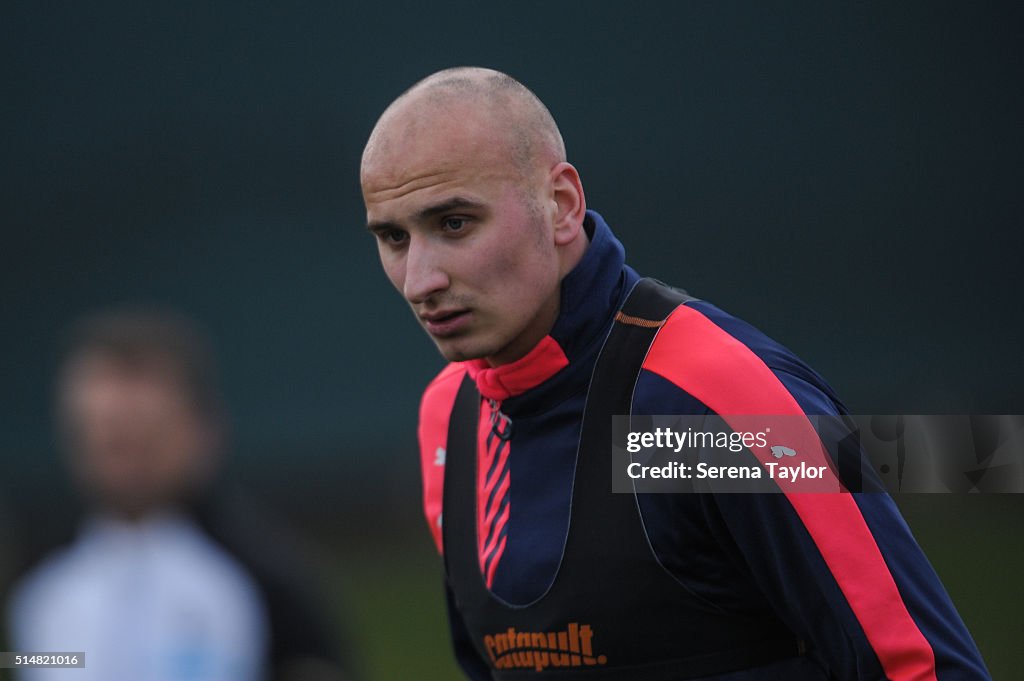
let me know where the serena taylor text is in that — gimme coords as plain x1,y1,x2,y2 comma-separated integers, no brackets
627,460,828,481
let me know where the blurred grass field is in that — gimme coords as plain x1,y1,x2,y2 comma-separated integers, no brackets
325,535,462,681
893,494,1023,681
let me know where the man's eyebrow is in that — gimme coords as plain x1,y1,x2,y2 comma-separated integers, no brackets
416,197,486,221
366,197,486,233
366,218,401,234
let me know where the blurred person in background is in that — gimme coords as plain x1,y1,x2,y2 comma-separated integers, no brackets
5,308,354,681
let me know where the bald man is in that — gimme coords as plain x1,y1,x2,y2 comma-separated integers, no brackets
361,68,990,680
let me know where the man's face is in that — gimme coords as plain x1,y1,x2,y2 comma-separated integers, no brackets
59,355,214,517
362,113,563,365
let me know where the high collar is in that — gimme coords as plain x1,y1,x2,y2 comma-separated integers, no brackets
465,210,637,405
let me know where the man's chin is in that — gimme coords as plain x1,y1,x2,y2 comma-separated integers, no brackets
436,345,484,363
432,336,491,363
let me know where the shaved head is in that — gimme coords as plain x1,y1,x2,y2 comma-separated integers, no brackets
362,67,566,184
360,67,588,366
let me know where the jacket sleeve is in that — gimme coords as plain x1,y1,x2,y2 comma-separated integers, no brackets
700,377,991,680
636,301,991,680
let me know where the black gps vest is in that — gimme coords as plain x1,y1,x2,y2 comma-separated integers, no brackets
442,279,804,679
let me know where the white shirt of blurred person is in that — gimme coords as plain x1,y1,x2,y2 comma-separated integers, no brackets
7,312,268,681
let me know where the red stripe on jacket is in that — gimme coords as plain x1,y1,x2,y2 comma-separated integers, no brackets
417,363,467,553
476,400,511,587
642,304,937,681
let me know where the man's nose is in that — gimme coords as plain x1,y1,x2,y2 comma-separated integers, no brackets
403,239,450,304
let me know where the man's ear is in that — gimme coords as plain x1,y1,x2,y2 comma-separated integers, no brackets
549,162,587,246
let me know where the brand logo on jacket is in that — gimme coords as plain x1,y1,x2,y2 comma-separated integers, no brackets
483,622,607,671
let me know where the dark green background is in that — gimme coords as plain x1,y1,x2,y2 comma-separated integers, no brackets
2,2,1021,679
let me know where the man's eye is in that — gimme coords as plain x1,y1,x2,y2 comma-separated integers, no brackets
381,229,408,245
442,217,468,232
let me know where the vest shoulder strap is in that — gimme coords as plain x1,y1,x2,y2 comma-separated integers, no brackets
585,277,696,425
618,277,696,323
